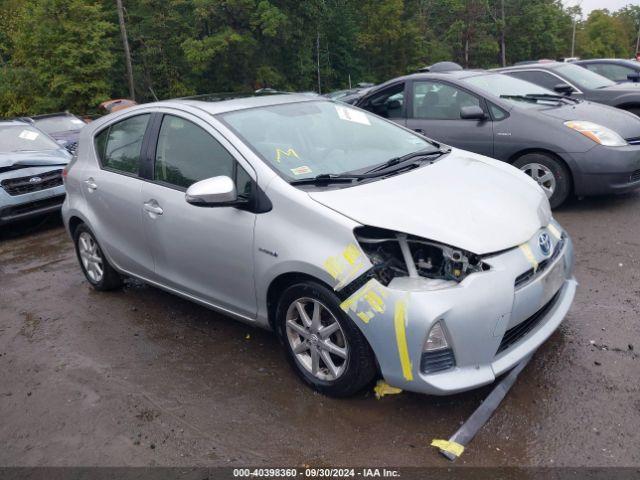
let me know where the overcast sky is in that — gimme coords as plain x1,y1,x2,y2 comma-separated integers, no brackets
562,0,636,15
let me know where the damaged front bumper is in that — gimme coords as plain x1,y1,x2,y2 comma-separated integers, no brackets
338,224,576,396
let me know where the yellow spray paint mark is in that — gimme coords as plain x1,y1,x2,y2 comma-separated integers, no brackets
431,439,465,457
373,380,402,399
548,223,561,240
519,243,538,272
324,243,367,290
393,298,413,382
340,279,388,323
275,148,299,163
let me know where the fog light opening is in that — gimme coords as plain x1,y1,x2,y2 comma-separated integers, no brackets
424,321,449,352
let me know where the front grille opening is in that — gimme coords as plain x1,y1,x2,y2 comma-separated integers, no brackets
626,136,640,145
420,348,455,374
514,234,566,289
630,169,640,183
496,290,561,355
1,169,63,196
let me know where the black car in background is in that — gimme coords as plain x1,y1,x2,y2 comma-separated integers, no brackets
573,59,640,84
355,69,640,207
324,84,375,104
495,62,640,116
28,112,86,154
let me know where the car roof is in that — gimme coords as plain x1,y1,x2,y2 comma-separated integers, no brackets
122,93,323,116
30,112,78,120
576,58,640,67
0,119,33,127
495,61,564,72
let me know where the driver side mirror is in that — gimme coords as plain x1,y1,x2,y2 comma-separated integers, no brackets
185,175,239,207
460,105,487,120
553,83,575,95
627,72,640,83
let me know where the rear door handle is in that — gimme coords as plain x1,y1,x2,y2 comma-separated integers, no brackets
414,128,426,135
143,199,163,216
84,178,98,191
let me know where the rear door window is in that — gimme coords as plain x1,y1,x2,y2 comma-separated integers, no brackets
95,114,150,175
359,83,405,119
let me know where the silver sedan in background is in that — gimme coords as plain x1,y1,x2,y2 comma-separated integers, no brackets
62,95,576,397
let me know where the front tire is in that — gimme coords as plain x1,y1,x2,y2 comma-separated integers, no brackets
513,153,571,208
73,224,122,291
275,281,377,397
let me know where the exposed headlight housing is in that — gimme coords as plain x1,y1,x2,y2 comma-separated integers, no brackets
564,120,627,147
354,226,488,288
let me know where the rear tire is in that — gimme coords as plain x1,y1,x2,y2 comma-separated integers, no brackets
73,224,122,291
513,153,571,208
275,281,377,397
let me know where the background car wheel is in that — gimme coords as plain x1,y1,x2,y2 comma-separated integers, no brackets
513,153,571,208
73,224,122,291
275,281,377,397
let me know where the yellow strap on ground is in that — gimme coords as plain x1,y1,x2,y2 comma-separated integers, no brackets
393,298,414,382
431,439,465,457
548,223,561,240
519,243,538,271
373,380,402,399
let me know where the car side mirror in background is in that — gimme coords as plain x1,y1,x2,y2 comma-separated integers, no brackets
185,175,239,207
553,83,575,95
460,105,487,120
627,72,640,83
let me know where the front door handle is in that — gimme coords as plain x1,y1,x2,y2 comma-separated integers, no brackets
84,178,98,191
414,128,426,135
143,199,163,216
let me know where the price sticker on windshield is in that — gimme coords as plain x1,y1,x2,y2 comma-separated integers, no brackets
19,130,39,141
290,166,312,176
335,105,370,126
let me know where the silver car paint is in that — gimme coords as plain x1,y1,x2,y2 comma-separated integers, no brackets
62,95,576,395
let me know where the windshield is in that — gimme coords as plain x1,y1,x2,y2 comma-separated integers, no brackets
33,115,85,134
554,64,615,90
219,101,435,181
0,125,61,152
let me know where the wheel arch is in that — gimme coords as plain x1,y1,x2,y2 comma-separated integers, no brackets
68,215,85,238
508,148,574,194
266,271,335,331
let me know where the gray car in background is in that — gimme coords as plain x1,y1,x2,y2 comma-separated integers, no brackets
62,95,575,397
29,112,87,154
495,61,640,116
0,120,71,226
355,70,640,207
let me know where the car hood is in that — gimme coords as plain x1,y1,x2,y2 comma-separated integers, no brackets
308,151,551,255
536,101,640,139
599,82,640,92
0,149,71,170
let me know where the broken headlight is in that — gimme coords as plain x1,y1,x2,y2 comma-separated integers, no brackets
354,226,488,288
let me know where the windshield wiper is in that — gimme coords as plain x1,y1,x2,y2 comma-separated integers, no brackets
500,94,579,104
364,147,448,174
289,174,362,186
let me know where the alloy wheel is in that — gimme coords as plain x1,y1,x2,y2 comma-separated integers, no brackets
519,162,556,199
78,231,104,283
285,297,349,381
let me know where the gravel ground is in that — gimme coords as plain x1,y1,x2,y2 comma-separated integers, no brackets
0,192,638,467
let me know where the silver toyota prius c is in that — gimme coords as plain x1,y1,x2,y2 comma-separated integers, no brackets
62,94,577,397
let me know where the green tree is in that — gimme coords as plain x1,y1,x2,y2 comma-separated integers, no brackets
0,0,115,116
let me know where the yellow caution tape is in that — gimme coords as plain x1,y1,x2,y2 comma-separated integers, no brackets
431,439,465,457
393,298,414,382
373,380,402,399
547,224,561,240
519,243,538,272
